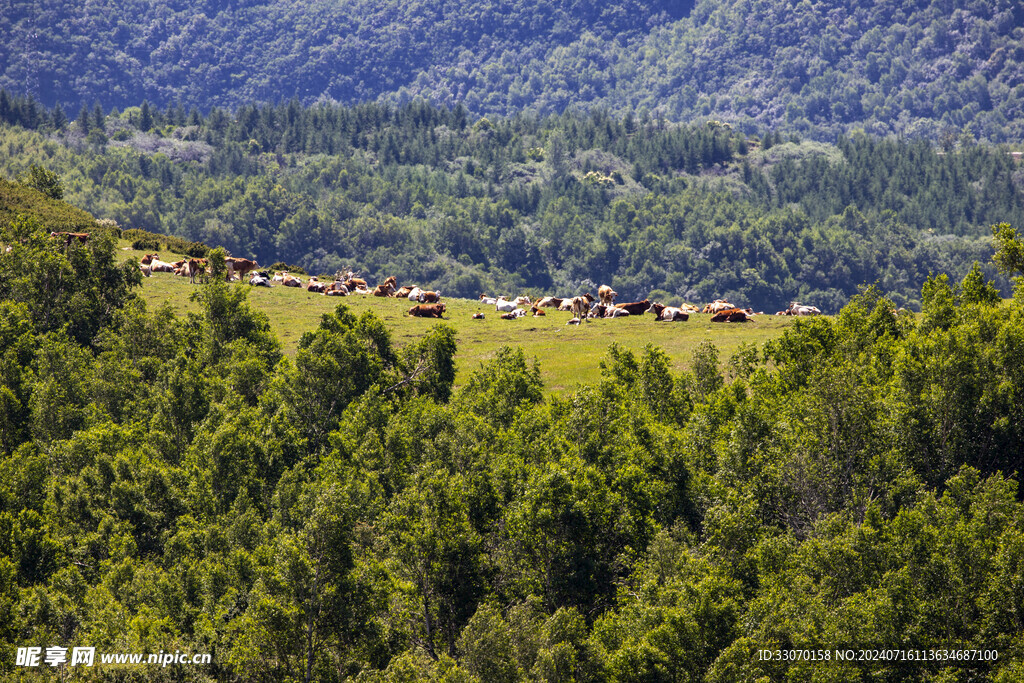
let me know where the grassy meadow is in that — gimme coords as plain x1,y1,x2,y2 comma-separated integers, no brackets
125,245,802,394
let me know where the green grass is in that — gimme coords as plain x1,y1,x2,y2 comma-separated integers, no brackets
125,244,801,394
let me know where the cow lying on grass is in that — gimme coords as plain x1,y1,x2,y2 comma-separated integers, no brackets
408,303,446,318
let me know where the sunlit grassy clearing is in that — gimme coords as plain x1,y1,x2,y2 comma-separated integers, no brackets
125,245,799,394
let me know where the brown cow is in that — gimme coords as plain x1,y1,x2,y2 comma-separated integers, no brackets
372,279,396,296
50,231,90,246
226,257,259,281
419,290,441,303
472,312,485,320
614,299,651,316
395,286,415,298
408,303,446,318
711,308,754,323
282,274,302,287
531,306,546,317
186,258,208,284
598,284,617,305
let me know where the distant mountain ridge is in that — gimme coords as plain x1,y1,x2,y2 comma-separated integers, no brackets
1,0,1022,140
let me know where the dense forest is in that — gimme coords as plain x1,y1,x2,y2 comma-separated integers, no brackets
3,180,1024,680
3,0,1024,140
2,97,1023,311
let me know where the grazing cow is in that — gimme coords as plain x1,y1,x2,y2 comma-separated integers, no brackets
702,300,733,314
408,303,446,318
598,285,617,305
536,296,564,308
472,313,485,320
570,296,591,321
419,290,441,303
614,299,651,316
646,303,689,321
50,231,90,246
495,299,518,313
560,293,594,312
186,258,208,284
226,257,259,282
711,308,754,323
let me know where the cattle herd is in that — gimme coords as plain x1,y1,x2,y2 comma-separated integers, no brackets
135,252,825,322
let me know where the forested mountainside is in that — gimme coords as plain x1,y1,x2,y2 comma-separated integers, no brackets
2,0,1022,140
4,185,1024,681
2,98,1022,311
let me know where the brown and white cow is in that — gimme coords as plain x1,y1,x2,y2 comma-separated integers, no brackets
570,296,591,321
598,284,617,305
536,296,564,308
419,290,441,303
647,302,689,322
702,300,733,314
711,308,754,323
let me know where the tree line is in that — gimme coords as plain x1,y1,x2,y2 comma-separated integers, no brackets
2,98,1022,312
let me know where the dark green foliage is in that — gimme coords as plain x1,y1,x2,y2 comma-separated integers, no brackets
6,100,1021,310
2,0,1023,140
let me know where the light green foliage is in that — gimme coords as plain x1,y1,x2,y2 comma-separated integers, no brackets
4,186,1024,682
992,222,1024,279
17,165,64,200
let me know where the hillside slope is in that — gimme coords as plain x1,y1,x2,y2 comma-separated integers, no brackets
2,0,1022,140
